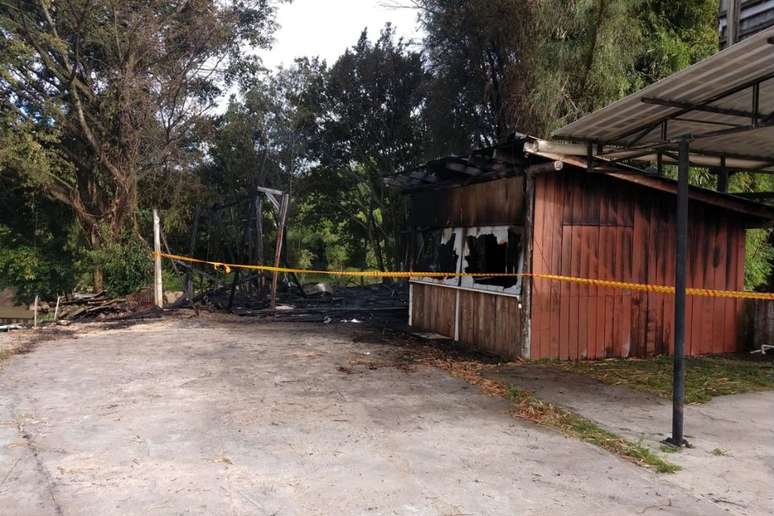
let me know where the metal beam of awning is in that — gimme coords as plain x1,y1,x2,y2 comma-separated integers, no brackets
551,28,774,448
553,26,774,167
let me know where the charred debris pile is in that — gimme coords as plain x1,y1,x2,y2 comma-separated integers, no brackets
192,279,409,324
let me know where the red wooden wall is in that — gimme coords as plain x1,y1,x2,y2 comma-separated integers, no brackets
411,283,523,359
530,171,746,359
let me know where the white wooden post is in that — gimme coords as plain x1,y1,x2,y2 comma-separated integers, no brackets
153,209,163,308
33,295,39,328
54,295,61,322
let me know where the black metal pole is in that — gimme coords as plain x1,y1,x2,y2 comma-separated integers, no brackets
718,155,729,193
672,137,689,446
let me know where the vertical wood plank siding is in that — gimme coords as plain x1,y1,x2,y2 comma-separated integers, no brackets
458,290,522,359
412,284,523,358
531,170,746,359
411,283,456,338
410,177,525,227
409,176,526,357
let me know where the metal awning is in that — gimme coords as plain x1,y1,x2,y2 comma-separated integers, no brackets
554,26,774,169
554,28,774,447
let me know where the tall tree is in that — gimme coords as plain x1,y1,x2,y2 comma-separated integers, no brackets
414,0,717,141
635,0,719,85
529,0,643,135
0,0,278,287
199,63,318,266
299,26,428,271
415,0,537,154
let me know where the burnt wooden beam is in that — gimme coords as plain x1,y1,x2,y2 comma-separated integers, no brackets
525,161,563,175
444,162,484,176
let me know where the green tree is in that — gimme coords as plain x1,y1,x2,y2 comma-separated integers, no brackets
0,170,79,302
414,0,537,153
299,26,429,271
413,0,717,140
635,0,719,85
530,0,644,135
197,61,320,268
0,0,278,288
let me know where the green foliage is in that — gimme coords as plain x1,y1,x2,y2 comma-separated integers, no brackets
417,0,534,150
531,0,644,135
745,229,774,291
287,215,349,271
417,0,720,140
0,225,77,303
0,170,80,303
1,0,279,264
297,26,427,271
635,0,719,85
162,268,185,292
87,228,152,297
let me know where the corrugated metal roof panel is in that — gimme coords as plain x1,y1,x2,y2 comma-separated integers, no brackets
554,26,774,162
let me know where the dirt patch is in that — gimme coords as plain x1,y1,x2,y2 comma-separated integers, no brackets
0,326,78,362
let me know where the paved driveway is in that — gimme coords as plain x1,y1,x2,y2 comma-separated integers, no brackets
0,317,726,515
488,364,774,515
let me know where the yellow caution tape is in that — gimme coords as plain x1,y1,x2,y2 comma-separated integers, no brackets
154,252,774,301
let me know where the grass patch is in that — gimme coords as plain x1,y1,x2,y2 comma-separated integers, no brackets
506,386,681,474
711,448,729,456
555,356,774,403
659,443,681,454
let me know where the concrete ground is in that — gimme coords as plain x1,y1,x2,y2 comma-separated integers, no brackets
487,365,774,516
0,316,735,515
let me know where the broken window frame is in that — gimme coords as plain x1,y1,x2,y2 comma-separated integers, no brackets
413,227,463,286
412,225,525,296
459,225,524,295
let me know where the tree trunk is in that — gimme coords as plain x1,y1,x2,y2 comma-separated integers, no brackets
89,227,104,292
367,206,386,274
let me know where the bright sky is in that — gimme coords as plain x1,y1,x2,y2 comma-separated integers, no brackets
260,0,423,70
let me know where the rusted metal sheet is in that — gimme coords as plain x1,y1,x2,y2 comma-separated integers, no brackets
410,176,525,228
531,170,745,359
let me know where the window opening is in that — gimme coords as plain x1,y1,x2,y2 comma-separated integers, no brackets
415,228,462,284
462,227,523,292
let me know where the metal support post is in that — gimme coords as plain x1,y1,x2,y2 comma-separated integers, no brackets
586,142,594,173
717,156,729,193
671,137,689,446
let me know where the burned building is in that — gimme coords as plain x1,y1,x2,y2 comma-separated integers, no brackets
389,135,774,361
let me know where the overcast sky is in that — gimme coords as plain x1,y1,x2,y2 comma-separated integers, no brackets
259,0,424,69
